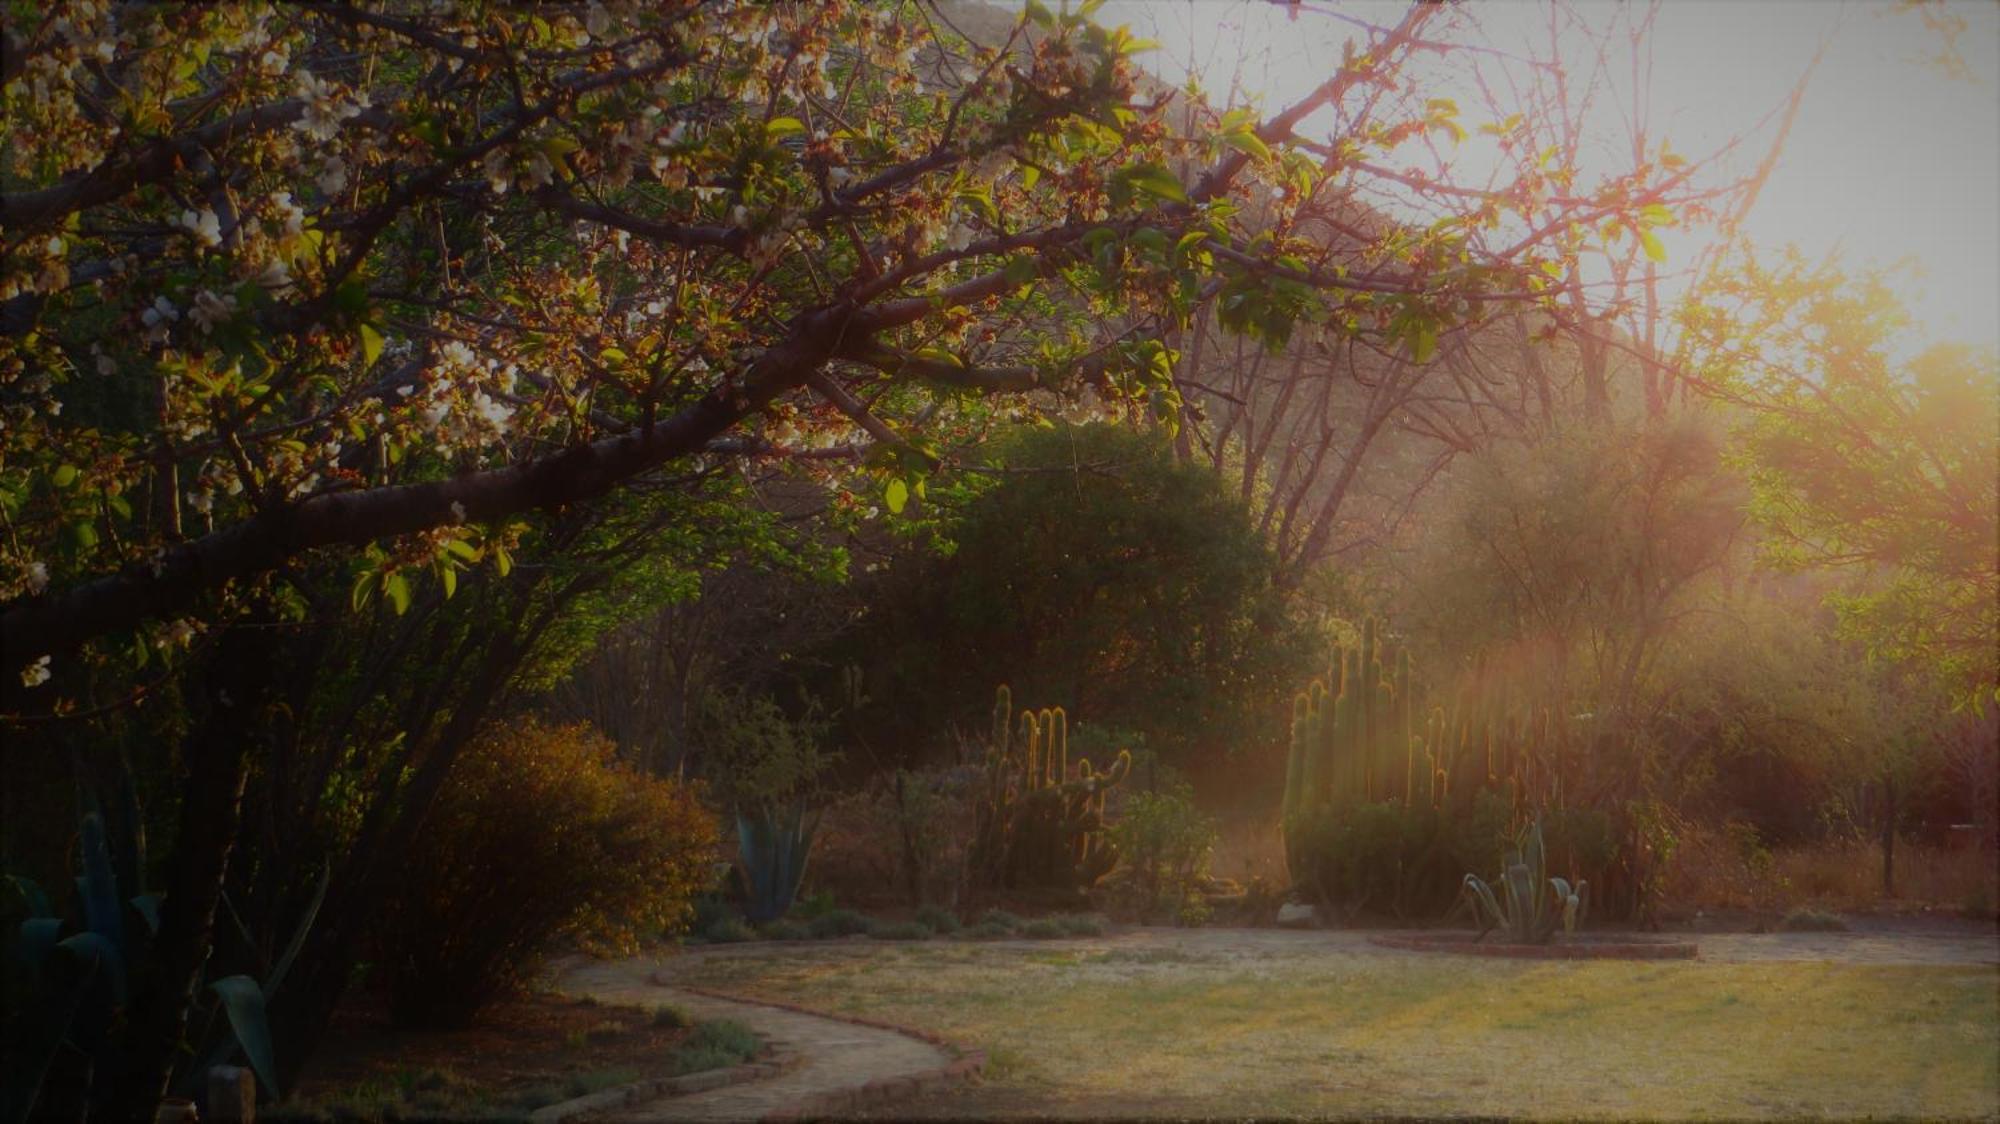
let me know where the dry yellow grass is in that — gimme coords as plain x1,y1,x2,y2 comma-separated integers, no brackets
673,939,1999,1120
1660,825,1998,916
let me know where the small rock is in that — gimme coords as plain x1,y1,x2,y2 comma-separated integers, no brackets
1276,902,1316,929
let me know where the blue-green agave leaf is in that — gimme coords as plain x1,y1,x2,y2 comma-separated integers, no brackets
209,975,278,1096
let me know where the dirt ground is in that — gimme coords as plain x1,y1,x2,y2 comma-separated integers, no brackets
283,987,690,1114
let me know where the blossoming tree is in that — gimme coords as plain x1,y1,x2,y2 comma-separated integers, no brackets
0,1,1685,705
0,1,1699,1111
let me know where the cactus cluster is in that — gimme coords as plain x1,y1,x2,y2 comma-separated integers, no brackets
1282,617,1418,824
1280,619,1584,904
970,684,1132,891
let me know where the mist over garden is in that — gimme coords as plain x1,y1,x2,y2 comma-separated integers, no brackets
1,2,1993,1120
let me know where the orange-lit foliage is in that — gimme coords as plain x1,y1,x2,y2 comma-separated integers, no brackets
1657,820,1997,917
381,720,718,1027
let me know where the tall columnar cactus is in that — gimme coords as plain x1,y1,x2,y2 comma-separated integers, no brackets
970,686,1130,892
1282,618,1421,830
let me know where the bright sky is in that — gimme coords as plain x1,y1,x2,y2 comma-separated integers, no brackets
1078,0,2000,353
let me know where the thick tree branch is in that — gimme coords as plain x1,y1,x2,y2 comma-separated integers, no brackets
0,303,856,677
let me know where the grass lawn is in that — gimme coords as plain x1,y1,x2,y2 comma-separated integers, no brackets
672,938,1999,1120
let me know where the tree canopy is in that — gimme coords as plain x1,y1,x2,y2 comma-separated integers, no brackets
2,1,1700,715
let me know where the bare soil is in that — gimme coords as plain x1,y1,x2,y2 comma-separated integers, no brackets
289,986,689,1107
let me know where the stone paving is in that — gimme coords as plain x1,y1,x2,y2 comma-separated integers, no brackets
554,957,953,1122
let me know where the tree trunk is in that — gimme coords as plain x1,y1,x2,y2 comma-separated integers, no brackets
1881,773,1897,898
103,621,280,1120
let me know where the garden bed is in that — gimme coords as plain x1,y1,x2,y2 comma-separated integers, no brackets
271,987,761,1121
1368,931,1699,959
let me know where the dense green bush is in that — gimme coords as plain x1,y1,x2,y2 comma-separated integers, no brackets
669,1020,761,1075
812,424,1313,794
1110,784,1218,919
758,919,811,941
914,905,961,934
1057,914,1107,937
805,909,872,939
702,917,756,943
1288,792,1521,919
379,720,718,1028
977,909,1024,932
1779,906,1848,932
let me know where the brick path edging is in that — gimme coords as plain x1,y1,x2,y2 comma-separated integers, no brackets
651,975,987,1122
526,1041,803,1123
1368,934,1700,960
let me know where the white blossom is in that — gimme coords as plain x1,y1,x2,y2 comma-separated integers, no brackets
270,191,305,236
25,561,48,594
140,296,180,344
316,155,349,196
189,289,237,333
178,208,222,247
20,655,51,688
293,69,366,142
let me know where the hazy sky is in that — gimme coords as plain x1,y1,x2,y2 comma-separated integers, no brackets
1079,0,2000,352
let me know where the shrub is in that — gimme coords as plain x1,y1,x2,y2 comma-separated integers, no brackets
1110,783,1217,918
1176,894,1212,928
806,908,872,938
914,904,961,934
758,919,811,941
1020,918,1065,939
652,1004,694,1029
790,889,838,919
977,908,1023,932
1779,906,1848,932
690,894,736,937
669,1019,761,1076
868,920,933,940
704,916,756,943
1056,913,1105,937
380,719,718,1028
959,920,1013,939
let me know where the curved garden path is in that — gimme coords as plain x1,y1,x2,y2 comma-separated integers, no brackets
551,919,1994,1120
553,956,961,1122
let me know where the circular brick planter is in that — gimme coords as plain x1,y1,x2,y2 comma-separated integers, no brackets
1369,932,1699,960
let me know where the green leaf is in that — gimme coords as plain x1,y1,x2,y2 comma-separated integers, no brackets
1024,0,1053,26
765,116,807,141
52,465,79,488
1639,229,1667,263
384,572,411,616
209,976,279,1096
1002,256,1039,287
884,477,909,515
1116,161,1189,204
357,323,385,369
1220,128,1271,162
1410,322,1438,364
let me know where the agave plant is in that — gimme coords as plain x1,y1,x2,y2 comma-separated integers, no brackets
734,802,819,923
2,785,323,1123
1461,817,1587,944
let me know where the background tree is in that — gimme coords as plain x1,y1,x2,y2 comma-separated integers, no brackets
821,421,1312,796
1692,255,1999,708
